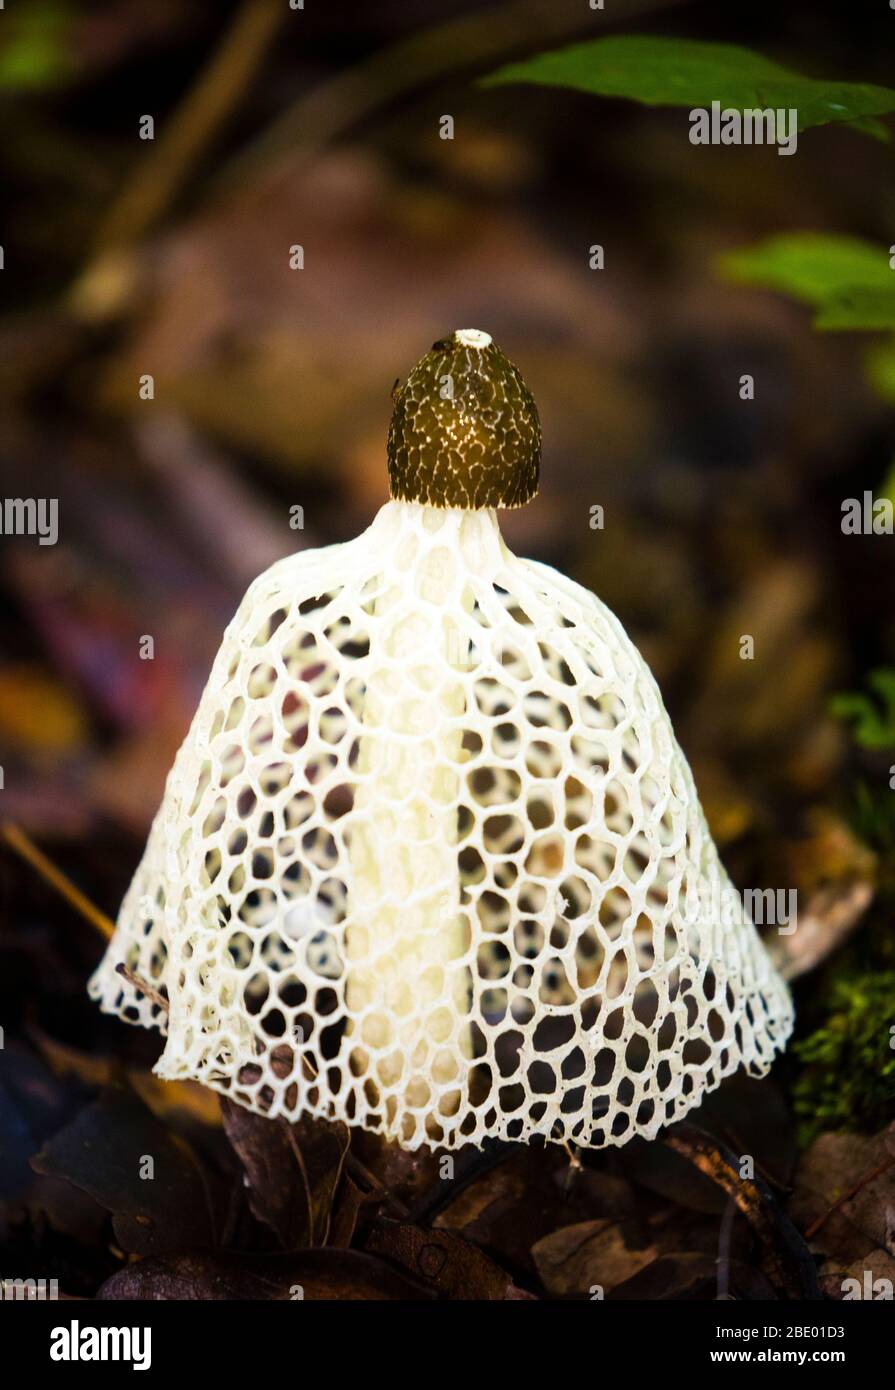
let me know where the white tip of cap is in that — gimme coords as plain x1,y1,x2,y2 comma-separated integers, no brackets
454,329,492,349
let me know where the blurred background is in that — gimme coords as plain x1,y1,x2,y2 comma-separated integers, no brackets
1,0,894,1300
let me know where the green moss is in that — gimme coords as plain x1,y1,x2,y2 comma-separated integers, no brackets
792,971,895,1145
829,667,895,750
850,783,895,879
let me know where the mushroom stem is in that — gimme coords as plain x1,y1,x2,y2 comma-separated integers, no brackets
346,539,474,1141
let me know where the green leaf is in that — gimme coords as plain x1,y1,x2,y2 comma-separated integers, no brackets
830,669,895,750
865,339,895,402
878,461,895,506
481,36,895,134
0,1,72,92
815,287,895,330
717,233,892,308
847,114,891,142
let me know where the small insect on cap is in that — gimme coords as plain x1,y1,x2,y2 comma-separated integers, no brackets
388,329,541,510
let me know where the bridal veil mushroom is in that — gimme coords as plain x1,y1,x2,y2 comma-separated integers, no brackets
90,329,794,1151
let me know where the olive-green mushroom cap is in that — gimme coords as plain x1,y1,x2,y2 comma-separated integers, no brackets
387,330,540,510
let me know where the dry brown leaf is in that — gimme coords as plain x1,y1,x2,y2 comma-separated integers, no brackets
364,1219,535,1299
531,1218,658,1298
790,1123,895,1270
98,1249,435,1300
221,1100,349,1248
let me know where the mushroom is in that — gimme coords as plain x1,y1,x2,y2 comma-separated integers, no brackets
90,330,794,1151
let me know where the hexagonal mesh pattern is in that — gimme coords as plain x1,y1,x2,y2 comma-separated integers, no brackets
89,501,793,1150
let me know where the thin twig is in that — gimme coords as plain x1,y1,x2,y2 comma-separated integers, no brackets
94,0,285,253
562,1139,582,1169
216,0,687,192
115,962,169,1012
287,1045,409,1216
561,1138,583,1196
716,1195,736,1300
283,1121,317,1246
1,821,115,941
803,1153,895,1242
344,1153,412,1220
72,0,285,320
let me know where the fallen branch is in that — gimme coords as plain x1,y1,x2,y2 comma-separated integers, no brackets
666,1123,822,1300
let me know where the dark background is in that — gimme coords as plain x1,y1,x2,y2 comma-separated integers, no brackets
0,0,892,1302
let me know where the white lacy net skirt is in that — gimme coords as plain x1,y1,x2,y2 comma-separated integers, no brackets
90,501,793,1150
